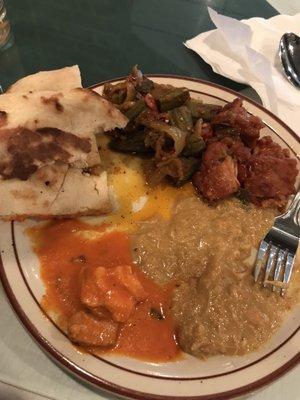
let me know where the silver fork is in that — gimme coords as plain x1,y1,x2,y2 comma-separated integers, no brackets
254,190,300,295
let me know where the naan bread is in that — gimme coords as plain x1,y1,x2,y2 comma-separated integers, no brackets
49,168,111,216
7,65,82,93
0,165,111,219
0,68,128,220
0,88,127,133
0,88,128,171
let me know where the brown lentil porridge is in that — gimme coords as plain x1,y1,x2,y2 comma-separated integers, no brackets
133,196,300,358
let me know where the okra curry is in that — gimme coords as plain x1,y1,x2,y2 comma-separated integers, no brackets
29,67,300,362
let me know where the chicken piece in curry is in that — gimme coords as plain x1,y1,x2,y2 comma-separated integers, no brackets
68,265,148,347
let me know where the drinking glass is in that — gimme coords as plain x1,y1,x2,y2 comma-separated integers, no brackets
0,0,11,50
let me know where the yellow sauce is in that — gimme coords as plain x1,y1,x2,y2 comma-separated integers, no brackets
98,137,194,231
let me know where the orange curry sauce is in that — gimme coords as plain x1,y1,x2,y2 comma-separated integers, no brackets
29,219,179,362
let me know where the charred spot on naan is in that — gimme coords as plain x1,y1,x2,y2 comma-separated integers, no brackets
41,94,64,112
37,128,91,153
0,111,7,127
0,127,91,180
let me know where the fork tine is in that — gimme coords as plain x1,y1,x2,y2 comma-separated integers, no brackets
281,251,296,296
263,245,277,287
254,240,269,282
272,248,286,292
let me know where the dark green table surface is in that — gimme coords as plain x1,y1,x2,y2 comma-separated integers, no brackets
1,0,277,91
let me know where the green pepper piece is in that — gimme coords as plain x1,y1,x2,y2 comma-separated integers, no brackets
157,88,190,112
186,99,221,121
125,100,147,121
182,135,206,156
111,89,127,105
186,98,204,118
136,78,155,94
169,106,193,133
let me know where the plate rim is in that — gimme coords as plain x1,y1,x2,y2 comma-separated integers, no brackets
1,74,299,400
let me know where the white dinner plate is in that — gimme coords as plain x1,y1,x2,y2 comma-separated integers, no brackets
0,76,299,400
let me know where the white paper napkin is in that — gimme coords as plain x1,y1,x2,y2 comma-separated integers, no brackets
185,8,300,135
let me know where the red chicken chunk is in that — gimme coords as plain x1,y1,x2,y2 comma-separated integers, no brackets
253,136,291,158
67,311,118,347
243,137,297,208
193,141,240,201
212,98,264,148
193,132,297,207
223,137,251,184
201,122,214,142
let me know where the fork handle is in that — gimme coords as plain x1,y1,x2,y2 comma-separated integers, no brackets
281,190,300,225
